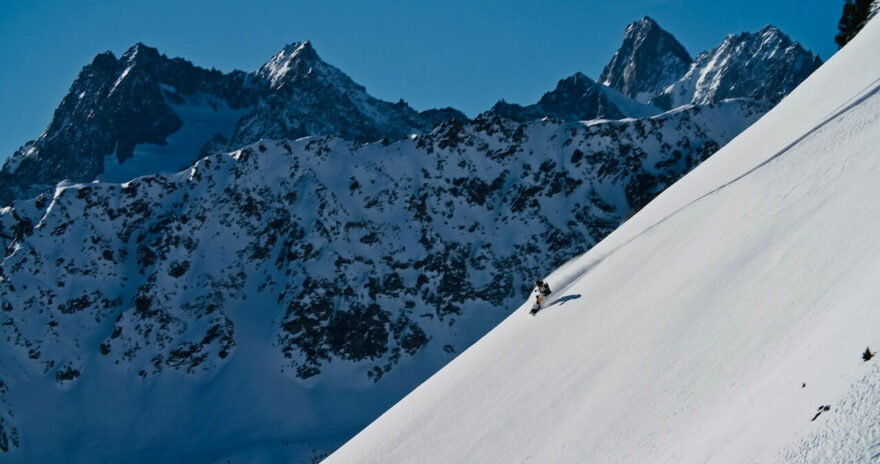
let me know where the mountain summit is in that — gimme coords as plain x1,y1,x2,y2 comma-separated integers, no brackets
0,21,822,207
599,16,692,103
0,42,252,204
495,18,820,124
598,18,822,112
256,41,322,89
652,25,823,109
226,41,464,151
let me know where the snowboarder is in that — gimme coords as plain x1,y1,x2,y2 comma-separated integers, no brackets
540,281,551,296
530,280,552,315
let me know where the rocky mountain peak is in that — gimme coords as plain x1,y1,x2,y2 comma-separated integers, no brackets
626,15,661,35
483,70,663,123
0,20,820,209
651,25,822,110
119,42,162,65
547,72,594,96
482,72,621,122
89,50,118,68
0,39,471,206
599,16,692,103
256,41,325,89
758,24,784,37
534,72,621,119
718,25,817,61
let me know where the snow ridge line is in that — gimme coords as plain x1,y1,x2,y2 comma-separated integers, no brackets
583,77,880,278
541,78,880,307
675,76,880,211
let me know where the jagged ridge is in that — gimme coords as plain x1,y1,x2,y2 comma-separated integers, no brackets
652,25,823,109
0,42,466,206
599,16,692,102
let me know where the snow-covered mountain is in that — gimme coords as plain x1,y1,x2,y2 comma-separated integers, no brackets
0,42,464,206
0,16,829,463
599,16,693,103
0,20,820,209
598,17,822,112
328,17,880,464
494,17,820,122
0,98,767,461
0,43,253,205
652,25,823,110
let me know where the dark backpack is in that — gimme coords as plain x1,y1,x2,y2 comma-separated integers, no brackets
541,283,551,296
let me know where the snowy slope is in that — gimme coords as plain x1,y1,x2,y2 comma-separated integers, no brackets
327,17,880,464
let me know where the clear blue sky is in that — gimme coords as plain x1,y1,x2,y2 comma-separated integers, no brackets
0,0,842,160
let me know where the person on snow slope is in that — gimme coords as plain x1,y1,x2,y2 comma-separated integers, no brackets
530,280,552,315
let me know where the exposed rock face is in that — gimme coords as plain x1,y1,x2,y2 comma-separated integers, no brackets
600,16,693,103
598,18,822,112
652,26,823,110
484,72,660,122
0,44,253,205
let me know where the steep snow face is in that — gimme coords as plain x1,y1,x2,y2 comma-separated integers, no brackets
327,18,880,464
600,16,693,103
485,72,661,122
0,100,766,462
653,25,823,110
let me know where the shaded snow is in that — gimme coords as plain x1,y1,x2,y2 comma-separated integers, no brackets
99,95,248,183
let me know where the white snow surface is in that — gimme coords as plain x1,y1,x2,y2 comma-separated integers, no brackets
327,18,880,464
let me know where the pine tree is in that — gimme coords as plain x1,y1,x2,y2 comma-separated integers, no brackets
836,0,874,48
863,346,874,362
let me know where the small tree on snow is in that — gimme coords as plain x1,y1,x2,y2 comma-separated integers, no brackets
836,0,874,48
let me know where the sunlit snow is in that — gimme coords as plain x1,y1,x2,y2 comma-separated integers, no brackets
328,17,880,464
